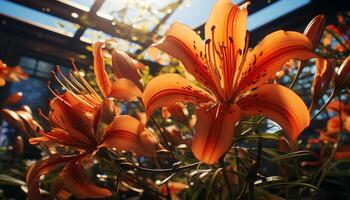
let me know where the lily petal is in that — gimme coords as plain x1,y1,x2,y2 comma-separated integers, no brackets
205,0,248,88
49,97,96,147
111,49,143,89
152,22,221,97
109,78,142,101
237,84,310,142
29,128,91,149
26,155,74,200
236,31,315,95
192,104,241,164
142,73,214,118
60,161,112,199
102,115,157,157
93,41,111,97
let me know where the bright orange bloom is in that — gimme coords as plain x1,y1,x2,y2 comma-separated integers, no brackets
143,0,314,164
26,42,158,199
0,60,28,86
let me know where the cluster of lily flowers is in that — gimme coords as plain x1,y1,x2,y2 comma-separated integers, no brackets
1,0,350,199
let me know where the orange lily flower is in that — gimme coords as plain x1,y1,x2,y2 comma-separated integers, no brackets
0,60,28,86
162,102,189,126
143,0,314,164
26,42,158,199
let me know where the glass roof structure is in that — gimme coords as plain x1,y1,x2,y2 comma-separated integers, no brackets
0,0,313,54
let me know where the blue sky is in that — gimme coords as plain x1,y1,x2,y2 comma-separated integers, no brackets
0,0,311,39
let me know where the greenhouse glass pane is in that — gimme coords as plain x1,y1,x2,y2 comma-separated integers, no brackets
58,0,95,12
247,0,311,30
0,0,80,37
80,28,141,53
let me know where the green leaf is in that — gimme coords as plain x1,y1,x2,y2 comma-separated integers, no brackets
206,168,222,200
330,158,350,168
269,150,313,161
0,174,26,186
235,133,282,143
260,182,320,193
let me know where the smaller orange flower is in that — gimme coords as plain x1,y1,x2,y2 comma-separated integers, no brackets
26,41,158,200
162,102,189,126
0,60,28,86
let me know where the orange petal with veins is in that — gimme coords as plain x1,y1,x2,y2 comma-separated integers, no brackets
236,30,315,95
49,97,96,146
60,161,112,199
102,115,157,157
142,73,214,118
30,128,92,149
237,84,310,142
109,78,142,101
152,22,222,97
26,155,74,200
192,104,241,164
93,41,111,97
205,0,249,90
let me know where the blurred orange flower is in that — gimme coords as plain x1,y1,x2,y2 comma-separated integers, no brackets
143,0,314,164
0,60,28,86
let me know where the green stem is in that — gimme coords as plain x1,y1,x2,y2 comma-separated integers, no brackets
151,117,177,162
316,95,343,187
311,90,337,121
219,158,234,199
289,61,305,89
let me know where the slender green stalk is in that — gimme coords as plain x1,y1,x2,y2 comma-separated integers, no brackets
151,117,177,162
315,95,343,187
219,158,234,199
311,90,337,121
289,61,306,89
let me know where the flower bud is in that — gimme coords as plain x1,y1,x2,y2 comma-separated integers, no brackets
304,15,326,50
335,55,350,91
